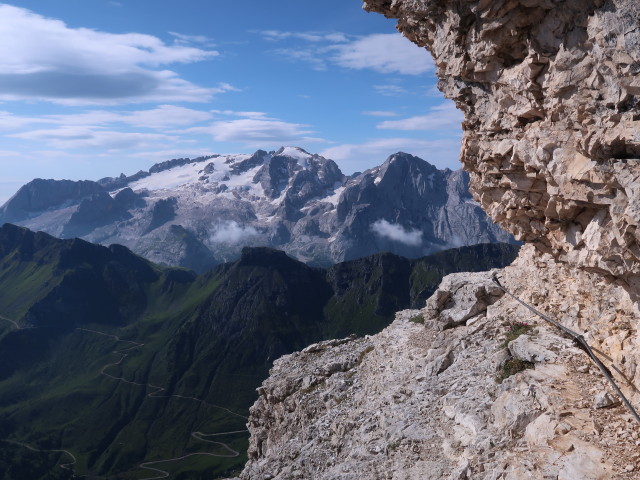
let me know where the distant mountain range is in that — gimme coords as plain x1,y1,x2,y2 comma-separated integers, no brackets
0,223,519,479
0,147,514,272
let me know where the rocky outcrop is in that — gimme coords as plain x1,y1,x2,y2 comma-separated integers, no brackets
234,246,640,479
0,178,105,224
363,0,640,287
145,197,177,234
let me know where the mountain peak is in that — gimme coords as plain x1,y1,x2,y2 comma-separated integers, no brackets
4,148,513,271
385,152,436,169
274,146,313,168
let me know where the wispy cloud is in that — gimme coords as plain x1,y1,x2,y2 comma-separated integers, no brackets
259,30,348,43
271,47,328,70
373,85,408,96
0,111,44,131
371,220,422,246
169,31,216,47
0,4,225,104
0,105,215,142
377,102,462,131
210,221,258,244
45,105,215,129
330,34,432,75
10,127,177,151
210,110,270,119
129,148,214,160
320,137,462,173
183,111,323,146
260,31,432,75
363,110,398,117
0,150,26,157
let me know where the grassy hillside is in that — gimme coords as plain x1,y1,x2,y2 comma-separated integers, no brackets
0,223,519,478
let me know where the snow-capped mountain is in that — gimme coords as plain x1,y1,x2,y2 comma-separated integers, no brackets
0,147,514,271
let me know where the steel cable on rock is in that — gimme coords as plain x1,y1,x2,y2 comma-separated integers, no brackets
491,274,640,427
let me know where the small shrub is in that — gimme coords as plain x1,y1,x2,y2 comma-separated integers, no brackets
409,314,425,325
356,345,375,365
502,322,533,347
496,358,534,383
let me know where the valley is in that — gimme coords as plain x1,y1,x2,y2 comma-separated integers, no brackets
0,223,518,478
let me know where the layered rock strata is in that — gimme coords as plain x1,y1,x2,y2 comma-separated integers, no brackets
363,0,640,287
234,246,640,479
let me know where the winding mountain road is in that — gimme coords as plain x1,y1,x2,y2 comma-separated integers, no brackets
138,431,245,479
0,314,24,330
0,439,78,474
1,316,248,479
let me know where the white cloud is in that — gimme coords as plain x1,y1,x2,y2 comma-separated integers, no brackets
10,127,176,151
262,31,432,76
373,85,408,96
377,102,462,131
184,112,323,146
272,47,328,71
259,30,348,43
169,31,216,47
363,111,398,117
0,4,224,104
46,105,214,129
320,137,462,173
211,221,258,244
330,34,433,75
0,150,25,157
211,110,270,119
129,148,214,160
371,220,423,246
0,111,44,131
209,119,318,143
0,105,214,134
124,105,214,128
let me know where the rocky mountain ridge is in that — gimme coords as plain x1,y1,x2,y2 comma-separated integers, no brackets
0,147,513,272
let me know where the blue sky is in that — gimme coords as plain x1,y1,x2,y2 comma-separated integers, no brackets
0,0,463,203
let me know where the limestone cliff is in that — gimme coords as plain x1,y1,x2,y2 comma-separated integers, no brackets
229,1,640,478
364,0,640,288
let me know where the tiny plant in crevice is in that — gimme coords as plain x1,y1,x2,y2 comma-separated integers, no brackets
409,314,425,325
496,358,534,383
502,322,533,348
356,345,375,365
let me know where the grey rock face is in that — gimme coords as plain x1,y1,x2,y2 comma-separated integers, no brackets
145,197,177,234
63,191,131,238
1,147,514,272
0,178,105,223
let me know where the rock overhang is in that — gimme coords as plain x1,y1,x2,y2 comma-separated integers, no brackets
363,0,640,289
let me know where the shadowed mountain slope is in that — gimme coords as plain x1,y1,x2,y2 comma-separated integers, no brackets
0,223,518,479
